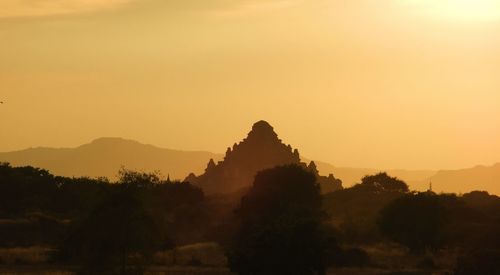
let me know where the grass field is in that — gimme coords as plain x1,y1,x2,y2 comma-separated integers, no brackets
0,242,454,275
0,266,453,275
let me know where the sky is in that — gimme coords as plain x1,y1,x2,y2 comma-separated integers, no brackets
1,0,500,170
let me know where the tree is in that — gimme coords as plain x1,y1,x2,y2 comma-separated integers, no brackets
0,163,58,216
82,193,156,274
60,170,162,274
377,192,449,252
58,169,208,273
227,164,335,275
360,172,409,193
323,173,409,244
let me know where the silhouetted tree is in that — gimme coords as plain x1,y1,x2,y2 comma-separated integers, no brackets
62,190,157,275
323,172,409,243
227,164,335,275
453,201,500,275
117,168,162,189
146,177,206,246
59,171,162,274
0,163,58,217
361,172,409,193
378,192,449,252
58,169,207,273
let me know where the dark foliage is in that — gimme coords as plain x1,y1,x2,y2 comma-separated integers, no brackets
455,249,500,275
360,172,409,193
57,169,206,273
0,163,111,247
2,161,500,273
453,204,500,275
60,190,158,274
227,164,336,275
0,163,207,267
329,247,370,267
323,172,409,243
378,192,452,252
0,163,59,217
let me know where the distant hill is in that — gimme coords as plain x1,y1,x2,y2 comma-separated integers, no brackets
0,138,223,180
1,137,498,195
314,161,500,195
310,160,437,190
313,161,500,195
423,163,500,195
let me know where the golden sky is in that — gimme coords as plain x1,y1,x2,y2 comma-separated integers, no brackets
1,0,500,170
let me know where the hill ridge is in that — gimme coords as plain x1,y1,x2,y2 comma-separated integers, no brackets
1,136,499,195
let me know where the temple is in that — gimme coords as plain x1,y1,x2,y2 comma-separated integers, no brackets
185,121,343,195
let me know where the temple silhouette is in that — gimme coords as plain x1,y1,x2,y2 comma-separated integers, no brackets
185,120,343,194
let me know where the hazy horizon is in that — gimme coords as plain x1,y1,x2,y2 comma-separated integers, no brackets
2,0,500,170
2,134,500,172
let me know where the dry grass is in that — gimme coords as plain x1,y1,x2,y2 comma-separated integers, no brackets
340,243,456,274
0,265,72,275
153,242,228,267
145,266,232,275
0,247,54,265
0,242,457,274
0,266,231,275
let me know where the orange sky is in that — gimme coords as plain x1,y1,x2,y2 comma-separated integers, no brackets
1,0,500,170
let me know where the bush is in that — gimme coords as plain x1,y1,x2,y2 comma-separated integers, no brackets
227,165,335,275
378,192,449,252
455,249,500,275
330,247,370,267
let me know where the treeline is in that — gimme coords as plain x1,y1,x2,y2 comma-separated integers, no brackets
324,173,500,274
1,163,500,274
0,163,211,273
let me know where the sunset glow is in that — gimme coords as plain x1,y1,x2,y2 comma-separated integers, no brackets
1,2,500,273
401,0,500,21
1,0,500,172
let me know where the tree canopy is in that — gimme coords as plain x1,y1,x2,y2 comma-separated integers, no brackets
360,172,409,193
227,164,335,275
378,192,449,252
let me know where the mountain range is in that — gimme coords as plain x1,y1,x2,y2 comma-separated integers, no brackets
0,137,222,181
1,133,499,195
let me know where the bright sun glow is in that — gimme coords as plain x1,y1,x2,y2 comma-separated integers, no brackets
402,0,500,21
